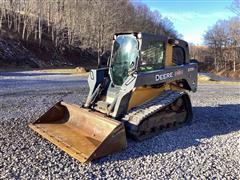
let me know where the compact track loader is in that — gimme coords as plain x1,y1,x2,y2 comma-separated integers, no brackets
29,32,198,163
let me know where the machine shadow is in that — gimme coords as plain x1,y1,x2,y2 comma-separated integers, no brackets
95,104,240,163
0,72,71,76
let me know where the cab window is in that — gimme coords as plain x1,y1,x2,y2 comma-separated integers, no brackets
173,46,185,65
139,41,164,72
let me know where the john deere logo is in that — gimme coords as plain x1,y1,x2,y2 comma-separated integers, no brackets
155,72,173,81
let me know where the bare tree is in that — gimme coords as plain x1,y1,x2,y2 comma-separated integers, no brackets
231,0,240,15
37,0,43,46
228,17,240,71
204,17,240,72
0,0,179,63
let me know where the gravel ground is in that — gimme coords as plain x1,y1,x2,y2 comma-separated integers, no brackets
0,71,240,179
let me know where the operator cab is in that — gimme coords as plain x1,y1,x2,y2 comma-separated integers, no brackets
109,32,168,86
96,32,191,113
109,32,190,87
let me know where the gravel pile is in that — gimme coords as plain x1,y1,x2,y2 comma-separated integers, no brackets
0,71,240,179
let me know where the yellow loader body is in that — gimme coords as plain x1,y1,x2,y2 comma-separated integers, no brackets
29,32,198,163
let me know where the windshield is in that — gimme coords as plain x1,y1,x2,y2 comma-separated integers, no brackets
110,35,139,86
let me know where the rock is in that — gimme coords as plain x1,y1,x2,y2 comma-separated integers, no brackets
75,67,87,73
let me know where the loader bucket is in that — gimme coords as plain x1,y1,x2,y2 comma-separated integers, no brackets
29,101,127,163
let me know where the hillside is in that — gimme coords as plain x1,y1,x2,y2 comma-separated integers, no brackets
0,0,178,71
216,66,240,79
0,28,97,70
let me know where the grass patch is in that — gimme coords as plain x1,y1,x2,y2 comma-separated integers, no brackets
0,67,89,76
198,75,211,81
0,67,34,72
198,80,240,85
40,68,89,76
198,75,240,85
